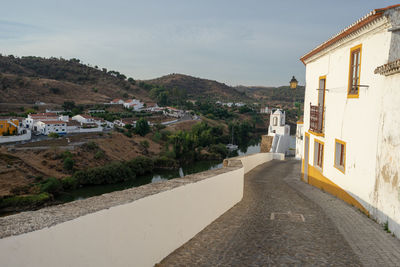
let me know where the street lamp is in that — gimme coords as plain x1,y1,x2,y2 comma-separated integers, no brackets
290,76,298,89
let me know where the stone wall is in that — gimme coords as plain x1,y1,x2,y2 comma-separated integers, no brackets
260,135,273,152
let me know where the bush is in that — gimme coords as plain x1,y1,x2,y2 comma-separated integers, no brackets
63,157,74,171
140,140,149,149
123,131,132,138
209,143,229,158
0,193,51,209
48,132,59,138
126,156,154,175
94,150,105,159
74,162,135,185
61,177,78,190
154,156,178,169
85,141,98,150
134,118,150,136
40,178,63,195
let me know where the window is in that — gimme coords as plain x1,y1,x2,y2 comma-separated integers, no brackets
334,139,346,173
273,117,277,126
348,44,362,97
314,140,324,170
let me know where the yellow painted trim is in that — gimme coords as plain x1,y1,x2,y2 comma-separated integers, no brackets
307,164,369,216
308,130,325,137
314,139,324,171
347,44,362,99
334,139,346,174
302,132,310,176
297,121,304,125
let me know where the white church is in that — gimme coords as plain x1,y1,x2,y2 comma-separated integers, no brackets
267,109,292,155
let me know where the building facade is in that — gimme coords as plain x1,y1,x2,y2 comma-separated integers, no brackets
0,119,19,136
298,5,400,236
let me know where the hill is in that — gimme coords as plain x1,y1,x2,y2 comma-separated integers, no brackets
235,85,305,109
145,73,251,102
0,55,151,108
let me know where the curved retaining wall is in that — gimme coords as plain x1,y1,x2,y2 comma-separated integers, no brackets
0,152,283,267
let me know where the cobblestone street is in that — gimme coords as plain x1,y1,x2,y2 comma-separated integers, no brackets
160,160,400,266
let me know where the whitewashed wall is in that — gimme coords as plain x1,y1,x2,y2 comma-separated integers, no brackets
0,130,31,144
302,15,400,235
0,153,284,267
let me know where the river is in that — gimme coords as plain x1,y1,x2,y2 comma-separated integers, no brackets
57,143,261,203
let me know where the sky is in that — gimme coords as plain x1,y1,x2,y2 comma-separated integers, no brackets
1,0,399,87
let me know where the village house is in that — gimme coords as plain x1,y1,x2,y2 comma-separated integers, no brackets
297,4,400,236
110,99,124,105
24,113,59,129
35,121,67,135
72,114,98,124
0,118,19,136
163,107,185,118
123,99,144,110
144,102,162,112
113,118,136,128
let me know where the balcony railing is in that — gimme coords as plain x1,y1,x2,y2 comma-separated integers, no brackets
310,103,324,134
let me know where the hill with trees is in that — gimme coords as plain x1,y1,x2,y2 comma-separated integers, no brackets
0,55,151,106
145,73,251,102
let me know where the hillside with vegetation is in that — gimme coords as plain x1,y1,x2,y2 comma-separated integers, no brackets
235,85,305,109
146,73,251,102
0,55,151,107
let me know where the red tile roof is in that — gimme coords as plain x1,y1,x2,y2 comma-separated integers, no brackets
300,4,400,64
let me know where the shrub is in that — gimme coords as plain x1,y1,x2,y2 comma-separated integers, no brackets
0,193,51,209
61,177,78,190
74,162,135,185
40,178,63,195
94,150,105,160
84,141,98,150
134,118,150,136
123,131,132,138
209,143,229,158
140,140,149,149
126,156,154,175
48,132,59,138
63,157,74,171
154,156,178,169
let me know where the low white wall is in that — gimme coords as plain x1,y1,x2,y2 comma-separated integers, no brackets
235,152,285,174
67,127,103,133
0,152,283,267
0,131,31,144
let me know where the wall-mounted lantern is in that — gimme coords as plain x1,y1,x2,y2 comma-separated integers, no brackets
290,76,298,89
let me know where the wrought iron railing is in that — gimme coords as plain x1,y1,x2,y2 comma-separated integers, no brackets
310,103,324,134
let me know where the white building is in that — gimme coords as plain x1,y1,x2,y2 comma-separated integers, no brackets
35,121,67,135
72,114,98,124
163,107,184,118
260,106,270,114
24,113,59,129
110,99,124,105
123,99,144,110
295,121,304,159
268,109,291,155
297,4,400,236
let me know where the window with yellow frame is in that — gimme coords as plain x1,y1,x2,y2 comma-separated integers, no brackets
334,139,346,173
348,44,362,98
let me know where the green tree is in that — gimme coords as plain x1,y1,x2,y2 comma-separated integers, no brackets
63,157,75,171
134,118,150,136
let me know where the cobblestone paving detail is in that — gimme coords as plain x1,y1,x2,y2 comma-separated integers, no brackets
160,160,363,266
286,164,400,267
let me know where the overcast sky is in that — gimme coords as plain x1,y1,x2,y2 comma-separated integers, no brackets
1,0,398,86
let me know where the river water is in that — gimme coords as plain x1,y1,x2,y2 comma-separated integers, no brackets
58,143,261,203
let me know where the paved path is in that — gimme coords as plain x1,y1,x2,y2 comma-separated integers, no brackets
160,160,400,266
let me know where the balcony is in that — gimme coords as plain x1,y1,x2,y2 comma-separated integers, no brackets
309,103,325,134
